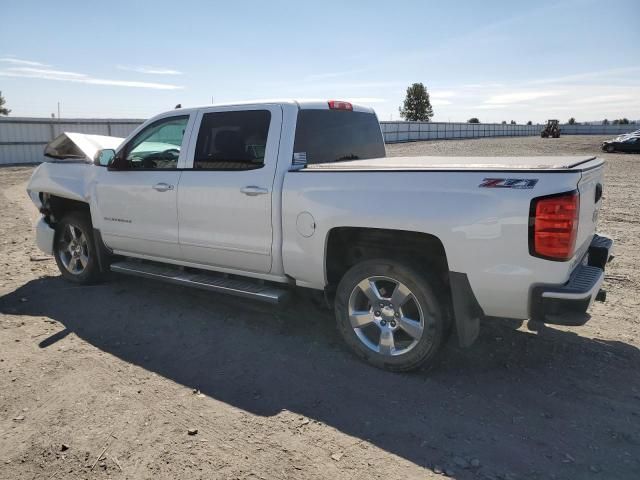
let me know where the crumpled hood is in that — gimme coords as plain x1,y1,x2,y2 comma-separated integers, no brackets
44,132,124,162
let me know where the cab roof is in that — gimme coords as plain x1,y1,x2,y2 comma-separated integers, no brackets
154,99,377,117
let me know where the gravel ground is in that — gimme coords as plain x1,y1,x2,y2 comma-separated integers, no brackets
0,135,639,480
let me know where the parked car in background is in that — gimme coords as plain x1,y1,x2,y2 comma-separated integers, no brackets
601,133,640,153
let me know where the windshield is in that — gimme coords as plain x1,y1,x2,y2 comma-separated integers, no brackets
293,110,385,165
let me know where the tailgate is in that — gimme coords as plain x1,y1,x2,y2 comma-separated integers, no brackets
575,162,605,259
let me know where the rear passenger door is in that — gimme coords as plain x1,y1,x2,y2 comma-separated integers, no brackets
177,105,282,273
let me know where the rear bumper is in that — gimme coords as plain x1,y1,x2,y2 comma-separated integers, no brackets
530,234,613,326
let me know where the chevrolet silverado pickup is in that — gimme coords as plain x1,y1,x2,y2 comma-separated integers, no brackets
27,100,614,371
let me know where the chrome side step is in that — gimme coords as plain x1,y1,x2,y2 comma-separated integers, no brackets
110,260,290,304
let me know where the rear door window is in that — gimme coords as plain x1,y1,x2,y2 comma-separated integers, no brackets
293,110,385,165
193,110,271,170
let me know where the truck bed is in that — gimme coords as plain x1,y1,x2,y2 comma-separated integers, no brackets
303,155,601,172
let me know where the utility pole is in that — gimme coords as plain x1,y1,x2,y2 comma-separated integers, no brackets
57,102,61,120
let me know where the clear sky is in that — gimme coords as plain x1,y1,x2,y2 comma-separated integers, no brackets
1,0,638,123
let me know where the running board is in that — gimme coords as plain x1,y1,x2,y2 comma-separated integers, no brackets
110,260,290,304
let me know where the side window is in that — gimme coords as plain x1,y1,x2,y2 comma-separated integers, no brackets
193,110,271,170
120,115,189,170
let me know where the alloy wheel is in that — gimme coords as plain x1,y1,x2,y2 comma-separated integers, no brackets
347,276,425,356
58,224,89,275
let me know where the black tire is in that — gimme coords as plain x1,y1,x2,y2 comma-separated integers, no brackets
334,259,447,372
541,132,548,138
53,211,103,284
605,144,615,153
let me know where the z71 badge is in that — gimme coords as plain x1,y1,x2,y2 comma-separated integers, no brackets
479,178,538,189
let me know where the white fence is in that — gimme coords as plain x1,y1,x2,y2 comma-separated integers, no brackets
556,124,638,135
380,121,637,143
1,117,638,165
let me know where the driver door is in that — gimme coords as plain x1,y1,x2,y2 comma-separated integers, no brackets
94,113,194,260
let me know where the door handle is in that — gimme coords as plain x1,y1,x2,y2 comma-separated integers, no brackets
152,182,174,192
240,186,269,196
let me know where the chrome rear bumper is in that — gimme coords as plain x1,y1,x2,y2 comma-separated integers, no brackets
530,234,613,326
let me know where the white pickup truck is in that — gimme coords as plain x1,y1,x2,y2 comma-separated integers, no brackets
27,100,613,371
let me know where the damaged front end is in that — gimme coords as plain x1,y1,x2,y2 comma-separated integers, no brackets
28,132,124,255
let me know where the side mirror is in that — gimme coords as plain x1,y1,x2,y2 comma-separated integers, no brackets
94,149,116,167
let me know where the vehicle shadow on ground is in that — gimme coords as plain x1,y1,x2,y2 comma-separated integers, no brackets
2,275,639,479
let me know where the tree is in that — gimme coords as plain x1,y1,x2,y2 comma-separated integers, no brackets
0,91,10,116
510,120,516,125
612,118,630,125
399,83,433,121
501,121,507,125
603,119,609,125
467,117,480,123
568,117,576,125
526,120,532,125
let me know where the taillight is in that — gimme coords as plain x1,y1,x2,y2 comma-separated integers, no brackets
529,191,579,261
328,100,353,111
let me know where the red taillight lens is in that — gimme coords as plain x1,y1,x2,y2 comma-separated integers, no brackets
328,100,353,111
530,191,579,260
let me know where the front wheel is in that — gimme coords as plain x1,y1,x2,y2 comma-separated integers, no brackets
53,212,103,284
334,259,447,372
605,144,615,153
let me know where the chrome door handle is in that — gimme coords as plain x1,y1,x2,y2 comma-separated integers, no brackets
240,186,268,196
152,182,174,192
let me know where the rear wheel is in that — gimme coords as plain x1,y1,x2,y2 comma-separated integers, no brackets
53,212,103,284
334,259,446,372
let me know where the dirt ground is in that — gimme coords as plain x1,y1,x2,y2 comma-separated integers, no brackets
0,135,638,480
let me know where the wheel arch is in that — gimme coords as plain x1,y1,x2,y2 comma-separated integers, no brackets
324,226,482,348
40,193,91,226
325,227,450,289
42,194,110,273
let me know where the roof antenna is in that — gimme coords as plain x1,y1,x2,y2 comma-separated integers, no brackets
175,103,182,109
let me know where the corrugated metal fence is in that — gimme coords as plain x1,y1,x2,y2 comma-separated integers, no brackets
554,124,638,135
380,121,637,143
0,117,143,165
1,117,637,165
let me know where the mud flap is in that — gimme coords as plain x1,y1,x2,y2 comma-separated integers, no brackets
92,228,113,273
448,271,483,347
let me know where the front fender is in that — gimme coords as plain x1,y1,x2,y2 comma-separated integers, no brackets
26,162,93,205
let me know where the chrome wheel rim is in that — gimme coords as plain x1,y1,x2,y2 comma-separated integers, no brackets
58,224,89,275
348,276,425,356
